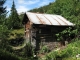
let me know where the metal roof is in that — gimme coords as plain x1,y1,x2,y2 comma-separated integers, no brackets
26,12,74,26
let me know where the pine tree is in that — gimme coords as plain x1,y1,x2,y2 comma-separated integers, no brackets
0,0,7,38
0,0,6,24
8,0,20,29
0,0,10,48
0,0,6,16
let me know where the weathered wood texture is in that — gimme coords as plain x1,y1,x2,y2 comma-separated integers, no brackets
25,21,32,43
25,23,70,50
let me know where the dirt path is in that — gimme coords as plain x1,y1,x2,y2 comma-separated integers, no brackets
12,39,28,50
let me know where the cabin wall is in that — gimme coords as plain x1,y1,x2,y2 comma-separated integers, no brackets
42,26,69,50
25,21,32,43
31,25,70,50
25,23,70,50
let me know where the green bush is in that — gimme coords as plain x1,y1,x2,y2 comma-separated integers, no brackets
45,51,57,60
44,40,80,60
59,47,73,57
0,49,23,60
45,47,73,60
40,45,49,53
24,43,34,57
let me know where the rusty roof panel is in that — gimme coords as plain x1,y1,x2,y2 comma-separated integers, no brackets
26,12,74,26
37,14,51,25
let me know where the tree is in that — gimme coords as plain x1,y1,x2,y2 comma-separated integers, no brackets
19,12,24,27
0,0,6,24
0,0,7,39
8,0,20,29
0,0,6,16
0,0,10,49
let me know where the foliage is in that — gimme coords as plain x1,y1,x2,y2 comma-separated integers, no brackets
0,0,10,50
9,42,35,59
23,43,34,57
0,25,9,39
19,13,24,27
63,57,80,60
0,0,33,60
43,40,80,60
7,1,20,29
0,0,6,15
0,0,7,26
0,0,6,24
0,0,7,25
0,25,10,50
0,49,25,60
8,28,24,48
8,28,24,40
45,51,57,60
40,45,49,53
55,27,78,41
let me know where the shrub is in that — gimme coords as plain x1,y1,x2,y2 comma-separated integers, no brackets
44,40,80,60
45,51,57,60
0,49,23,60
40,45,49,54
24,43,34,57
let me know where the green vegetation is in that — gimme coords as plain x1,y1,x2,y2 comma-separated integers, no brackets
0,0,6,25
0,0,10,50
0,0,26,60
40,45,50,54
0,49,25,60
0,0,80,60
6,0,21,29
40,39,80,60
8,28,24,40
55,27,78,42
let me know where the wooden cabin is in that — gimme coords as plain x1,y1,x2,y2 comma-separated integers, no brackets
22,12,74,50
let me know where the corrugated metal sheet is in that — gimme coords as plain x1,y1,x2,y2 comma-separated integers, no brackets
26,12,74,26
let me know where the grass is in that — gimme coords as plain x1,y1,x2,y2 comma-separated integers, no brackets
63,57,80,60
8,28,24,40
0,49,26,60
11,28,24,34
41,39,80,60
7,28,27,50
